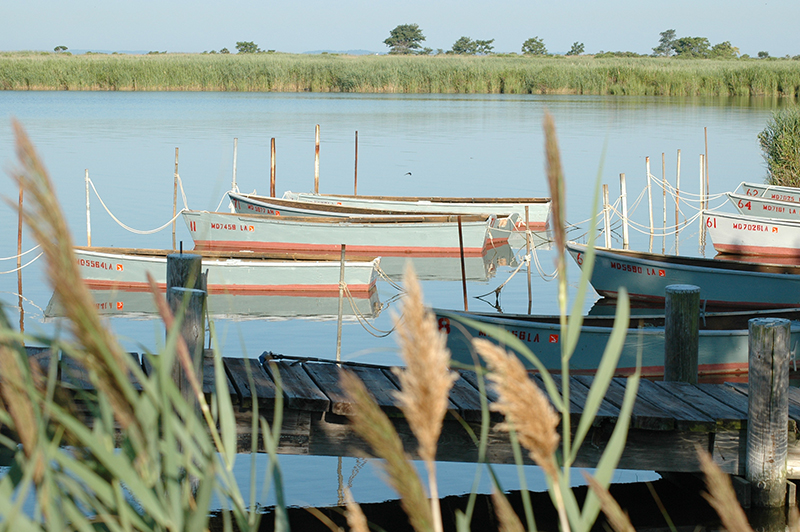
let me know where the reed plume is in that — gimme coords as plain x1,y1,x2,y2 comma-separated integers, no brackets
7,119,146,457
698,448,753,532
584,473,635,532
344,488,370,532
341,369,434,532
491,489,526,532
473,339,560,476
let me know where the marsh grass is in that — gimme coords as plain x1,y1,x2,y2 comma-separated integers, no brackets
2,52,800,96
759,106,800,187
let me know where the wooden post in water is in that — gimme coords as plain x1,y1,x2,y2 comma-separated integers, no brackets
85,169,91,247
231,138,238,194
336,245,346,363
354,131,359,196
525,207,532,314
17,184,23,339
663,284,700,384
458,216,468,311
675,149,681,254
167,252,206,404
270,138,276,198
602,184,611,249
173,147,179,250
699,154,706,249
705,127,710,205
619,173,629,250
314,124,320,194
662,153,666,254
646,156,654,252
747,317,790,508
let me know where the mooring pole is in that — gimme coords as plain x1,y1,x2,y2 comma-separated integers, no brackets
17,184,23,339
270,138,276,198
525,206,532,314
336,244,346,363
458,216,468,311
662,152,667,255
619,173,629,250
675,149,681,255
663,284,700,383
173,147,179,250
231,138,238,194
167,252,206,406
354,130,359,196
602,184,611,249
85,169,91,247
747,317,790,508
314,124,320,194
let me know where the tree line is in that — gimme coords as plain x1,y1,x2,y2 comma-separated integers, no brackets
383,24,779,59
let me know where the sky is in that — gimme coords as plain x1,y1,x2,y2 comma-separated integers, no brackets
3,0,799,57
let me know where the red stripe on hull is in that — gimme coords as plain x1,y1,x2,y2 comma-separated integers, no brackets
542,361,750,380
595,290,797,309
192,240,489,258
713,243,800,258
514,221,548,231
82,279,375,298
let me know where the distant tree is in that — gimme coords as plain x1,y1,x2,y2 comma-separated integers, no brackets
451,36,477,55
521,37,547,55
418,47,433,55
672,36,710,57
652,29,677,56
54,45,68,53
220,48,230,54
709,41,739,59
758,51,770,59
384,24,426,54
236,41,261,54
474,39,495,55
566,42,585,56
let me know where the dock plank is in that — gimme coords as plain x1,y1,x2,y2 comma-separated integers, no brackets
264,360,329,412
634,379,716,432
553,376,620,423
223,357,277,408
656,381,747,430
304,363,400,416
575,376,674,431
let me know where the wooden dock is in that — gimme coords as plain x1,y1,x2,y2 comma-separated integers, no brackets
38,347,800,479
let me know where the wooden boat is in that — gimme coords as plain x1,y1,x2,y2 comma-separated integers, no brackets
183,210,500,259
278,190,551,230
727,192,800,222
435,307,800,378
46,287,382,321
739,181,800,204
704,210,800,258
566,242,800,308
228,191,520,239
75,247,379,296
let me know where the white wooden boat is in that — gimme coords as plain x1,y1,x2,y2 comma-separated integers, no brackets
704,210,800,257
566,242,800,308
728,192,800,222
183,210,499,259
228,191,520,239
75,247,379,296
739,181,800,204
46,287,382,321
435,307,800,378
280,190,551,230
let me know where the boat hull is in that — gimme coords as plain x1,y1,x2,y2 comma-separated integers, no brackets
728,192,800,222
740,182,800,204
183,210,494,258
435,308,800,378
75,247,379,296
284,191,551,230
705,210,800,257
567,242,800,308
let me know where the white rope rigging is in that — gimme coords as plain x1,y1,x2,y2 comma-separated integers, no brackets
0,245,41,262
87,177,187,235
0,252,43,275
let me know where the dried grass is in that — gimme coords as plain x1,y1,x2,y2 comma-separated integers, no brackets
698,448,753,532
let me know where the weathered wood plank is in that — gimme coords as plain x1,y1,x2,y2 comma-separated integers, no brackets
634,379,716,432
223,357,276,409
60,355,93,391
445,374,499,423
304,363,401,416
730,382,800,430
202,352,238,403
458,370,500,404
554,376,620,423
381,366,461,415
575,376,675,431
264,360,329,412
234,409,312,454
656,381,747,430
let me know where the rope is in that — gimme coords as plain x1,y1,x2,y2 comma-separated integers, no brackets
474,253,531,300
342,282,397,337
0,245,41,262
88,177,186,235
0,252,43,275
374,264,405,292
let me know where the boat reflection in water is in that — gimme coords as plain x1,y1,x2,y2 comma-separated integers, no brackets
45,286,382,322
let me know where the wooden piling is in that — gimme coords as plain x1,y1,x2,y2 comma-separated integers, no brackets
167,253,206,404
663,284,700,384
747,317,790,507
675,149,681,254
336,244,346,362
662,152,666,255
646,156,654,248
525,206,532,314
602,184,611,249
231,138,238,194
458,216,468,311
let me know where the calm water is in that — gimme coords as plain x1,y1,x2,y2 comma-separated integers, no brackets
0,92,785,509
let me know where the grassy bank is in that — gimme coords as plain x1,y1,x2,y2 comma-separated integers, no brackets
3,52,800,96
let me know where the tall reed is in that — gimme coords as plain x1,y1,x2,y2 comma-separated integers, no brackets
2,52,800,96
